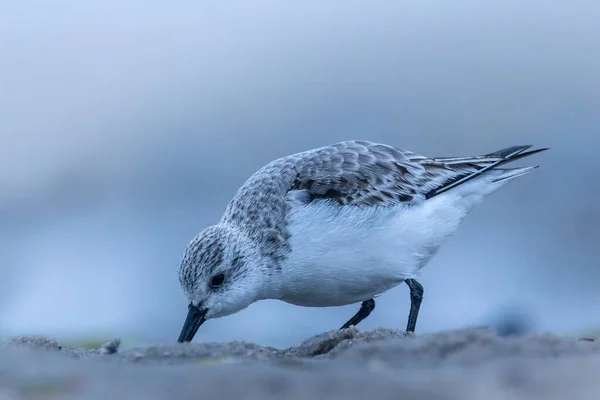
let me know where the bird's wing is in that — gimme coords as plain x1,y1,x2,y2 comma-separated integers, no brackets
285,140,428,206
286,141,546,206
220,140,547,242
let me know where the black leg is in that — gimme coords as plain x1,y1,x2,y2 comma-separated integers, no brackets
340,299,376,330
405,279,424,333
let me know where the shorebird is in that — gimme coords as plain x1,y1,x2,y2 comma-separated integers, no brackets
176,141,548,342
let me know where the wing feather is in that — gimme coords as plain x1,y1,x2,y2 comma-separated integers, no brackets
220,141,547,245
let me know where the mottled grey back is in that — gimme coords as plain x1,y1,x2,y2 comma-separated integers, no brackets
219,140,482,253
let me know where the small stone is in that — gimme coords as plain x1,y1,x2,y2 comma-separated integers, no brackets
99,338,121,355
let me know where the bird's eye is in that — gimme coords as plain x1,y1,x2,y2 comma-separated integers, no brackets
210,273,225,288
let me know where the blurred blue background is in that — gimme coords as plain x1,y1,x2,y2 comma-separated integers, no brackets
1,0,598,348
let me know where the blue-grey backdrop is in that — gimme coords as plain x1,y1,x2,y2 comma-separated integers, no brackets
1,0,598,347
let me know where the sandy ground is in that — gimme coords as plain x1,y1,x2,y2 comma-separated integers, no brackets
1,327,599,399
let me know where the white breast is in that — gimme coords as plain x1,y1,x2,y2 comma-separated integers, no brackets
277,191,478,307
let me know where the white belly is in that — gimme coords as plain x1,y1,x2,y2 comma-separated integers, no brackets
278,192,473,307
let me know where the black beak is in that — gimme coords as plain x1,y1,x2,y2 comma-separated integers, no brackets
177,302,208,343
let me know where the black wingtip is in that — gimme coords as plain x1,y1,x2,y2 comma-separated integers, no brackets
425,145,548,199
508,147,550,161
489,145,549,162
488,145,532,159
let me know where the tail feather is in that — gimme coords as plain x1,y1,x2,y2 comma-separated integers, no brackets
491,166,539,183
425,145,549,199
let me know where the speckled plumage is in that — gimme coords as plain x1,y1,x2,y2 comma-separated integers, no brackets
218,141,543,256
177,140,547,334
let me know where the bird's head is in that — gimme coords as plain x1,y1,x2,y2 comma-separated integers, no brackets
177,224,272,343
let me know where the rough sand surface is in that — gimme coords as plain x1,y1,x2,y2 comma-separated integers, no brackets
1,327,599,399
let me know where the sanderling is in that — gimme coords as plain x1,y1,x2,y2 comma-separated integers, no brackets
177,141,548,342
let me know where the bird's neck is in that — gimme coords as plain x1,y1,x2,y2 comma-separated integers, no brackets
251,259,285,301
